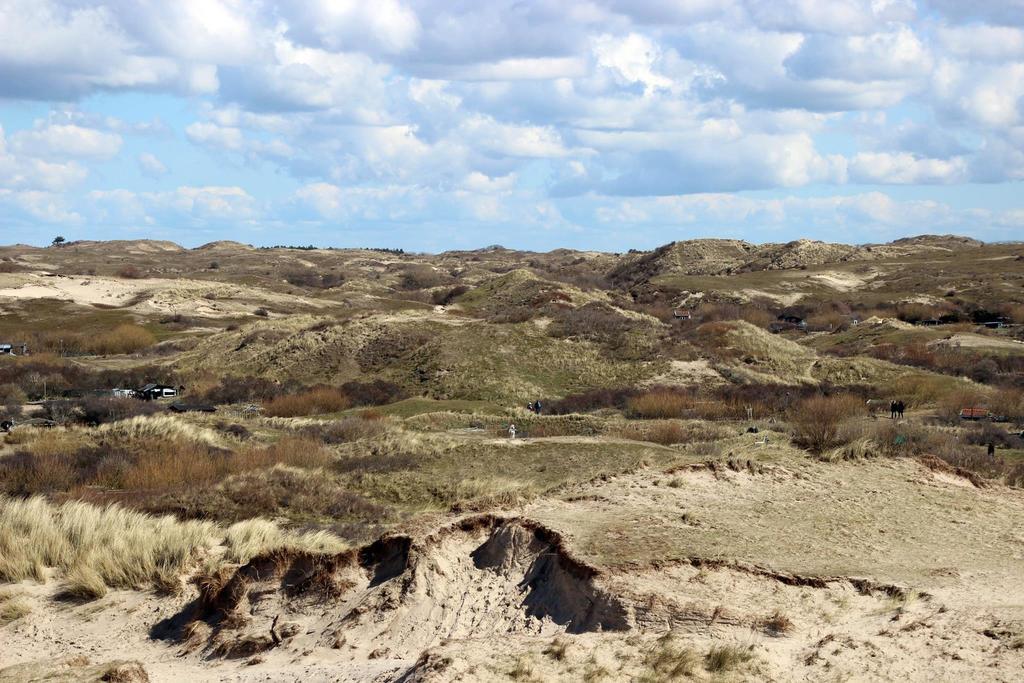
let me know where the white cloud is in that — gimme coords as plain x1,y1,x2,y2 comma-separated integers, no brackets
937,24,1024,61
744,0,917,35
137,153,168,178
592,33,674,94
0,189,82,224
186,122,245,151
460,116,578,158
849,152,967,184
1,0,1023,246
11,123,122,159
90,185,258,224
931,60,1024,128
0,125,88,191
0,0,219,98
589,190,1024,242
282,0,420,55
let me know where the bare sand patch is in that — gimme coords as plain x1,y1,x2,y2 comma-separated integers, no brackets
931,333,1024,352
0,272,329,318
810,269,872,291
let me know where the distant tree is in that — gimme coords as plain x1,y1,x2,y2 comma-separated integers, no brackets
51,236,66,247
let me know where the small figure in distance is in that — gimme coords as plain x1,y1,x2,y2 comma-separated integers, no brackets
988,441,995,458
534,400,542,415
527,401,534,413
897,400,905,419
508,423,516,440
890,400,897,420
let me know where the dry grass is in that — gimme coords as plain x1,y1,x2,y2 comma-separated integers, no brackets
264,387,351,417
0,496,346,598
0,589,32,624
0,496,216,591
542,637,570,661
757,610,795,636
1,429,332,496
220,518,346,565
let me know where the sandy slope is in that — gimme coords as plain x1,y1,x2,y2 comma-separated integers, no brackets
2,453,1022,682
0,272,329,317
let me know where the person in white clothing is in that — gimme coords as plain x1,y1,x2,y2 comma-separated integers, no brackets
508,423,517,439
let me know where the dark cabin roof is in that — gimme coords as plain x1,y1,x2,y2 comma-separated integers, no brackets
169,402,215,413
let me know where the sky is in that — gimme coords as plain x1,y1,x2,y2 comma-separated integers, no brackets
1,0,1023,252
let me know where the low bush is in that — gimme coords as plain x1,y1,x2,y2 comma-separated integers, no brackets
545,387,638,414
157,465,389,532
300,416,388,444
340,379,407,407
284,270,345,289
432,285,470,305
790,394,864,453
217,423,251,440
0,383,26,406
547,302,639,347
117,265,145,279
77,396,162,425
203,376,288,404
399,265,452,290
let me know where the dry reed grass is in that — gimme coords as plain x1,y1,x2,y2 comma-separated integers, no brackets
1,425,331,496
81,324,156,355
626,391,694,419
263,387,350,417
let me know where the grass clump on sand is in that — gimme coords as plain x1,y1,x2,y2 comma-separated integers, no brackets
0,589,32,624
641,633,699,680
757,610,795,636
0,496,346,599
704,644,755,673
220,517,346,565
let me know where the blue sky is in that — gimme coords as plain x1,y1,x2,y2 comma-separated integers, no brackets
1,0,1023,251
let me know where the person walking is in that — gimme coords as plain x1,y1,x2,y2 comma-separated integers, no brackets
988,441,996,458
534,400,543,415
508,423,517,439
890,400,897,420
896,400,905,419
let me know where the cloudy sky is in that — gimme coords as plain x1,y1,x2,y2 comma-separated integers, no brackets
1,0,1023,251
